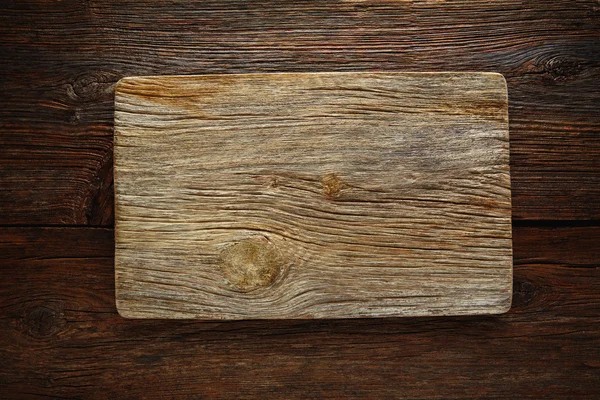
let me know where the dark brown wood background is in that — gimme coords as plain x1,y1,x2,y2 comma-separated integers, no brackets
1,1,599,398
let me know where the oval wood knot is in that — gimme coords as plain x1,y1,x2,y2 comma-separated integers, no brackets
218,237,282,292
23,304,65,339
321,173,345,199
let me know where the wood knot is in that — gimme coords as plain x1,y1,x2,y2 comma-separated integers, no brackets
68,71,118,102
23,304,65,339
218,237,282,292
512,278,538,309
544,56,583,82
321,173,344,199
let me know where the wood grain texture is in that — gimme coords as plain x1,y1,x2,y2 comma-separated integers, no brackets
114,72,512,319
1,0,599,397
0,225,598,398
1,0,599,224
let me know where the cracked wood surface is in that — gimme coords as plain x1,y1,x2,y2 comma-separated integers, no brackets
114,72,512,319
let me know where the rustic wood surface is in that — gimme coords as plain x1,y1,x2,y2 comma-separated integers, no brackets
1,225,599,398
114,72,512,319
1,0,599,224
0,0,599,398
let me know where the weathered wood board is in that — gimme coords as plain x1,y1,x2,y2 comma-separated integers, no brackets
114,72,512,319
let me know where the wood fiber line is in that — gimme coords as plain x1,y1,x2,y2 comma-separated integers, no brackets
114,72,512,319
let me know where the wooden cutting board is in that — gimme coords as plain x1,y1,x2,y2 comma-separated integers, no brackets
114,72,512,319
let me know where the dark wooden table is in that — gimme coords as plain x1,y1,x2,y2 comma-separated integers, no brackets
1,1,599,398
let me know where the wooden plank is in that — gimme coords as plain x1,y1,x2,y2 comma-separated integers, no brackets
1,1,599,224
1,226,599,398
114,72,512,319
1,0,598,397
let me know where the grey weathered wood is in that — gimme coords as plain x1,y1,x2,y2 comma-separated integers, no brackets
114,72,512,319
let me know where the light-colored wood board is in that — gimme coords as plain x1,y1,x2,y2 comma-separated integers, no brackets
114,72,512,319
